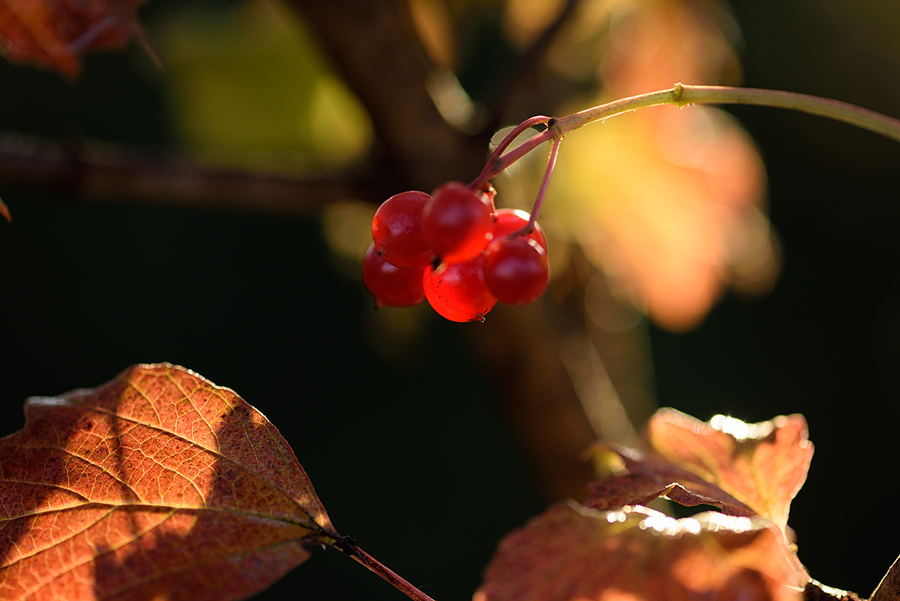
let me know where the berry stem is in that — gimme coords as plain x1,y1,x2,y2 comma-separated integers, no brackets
557,83,900,141
525,134,562,231
469,115,552,191
474,83,900,184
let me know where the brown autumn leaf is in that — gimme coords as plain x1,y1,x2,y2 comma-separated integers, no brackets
643,409,813,534
0,363,337,601
0,0,148,77
475,501,805,601
586,467,755,517
871,554,900,601
587,409,813,538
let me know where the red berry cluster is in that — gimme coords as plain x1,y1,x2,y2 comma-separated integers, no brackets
362,182,549,322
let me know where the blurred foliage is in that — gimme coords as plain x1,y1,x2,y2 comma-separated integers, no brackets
154,0,372,169
551,105,777,330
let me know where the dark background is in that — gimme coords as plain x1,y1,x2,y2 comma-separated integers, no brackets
1,1,898,599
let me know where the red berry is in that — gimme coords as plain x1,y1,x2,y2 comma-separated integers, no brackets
372,190,434,269
423,181,494,264
423,257,497,322
362,243,426,308
492,208,548,252
483,236,549,305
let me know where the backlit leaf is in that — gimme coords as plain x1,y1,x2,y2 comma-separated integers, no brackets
644,410,813,534
0,363,336,601
0,0,148,77
588,409,813,536
587,468,754,517
475,501,804,601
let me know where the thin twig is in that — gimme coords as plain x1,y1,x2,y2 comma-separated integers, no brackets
473,83,900,184
526,133,562,227
557,84,900,142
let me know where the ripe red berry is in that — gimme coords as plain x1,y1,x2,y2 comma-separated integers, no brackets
492,208,548,252
423,256,497,322
361,243,426,308
372,190,434,269
483,236,549,305
423,181,494,264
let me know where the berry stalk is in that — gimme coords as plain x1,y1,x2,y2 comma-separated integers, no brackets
525,134,562,230
469,115,552,192
476,83,900,184
559,83,900,141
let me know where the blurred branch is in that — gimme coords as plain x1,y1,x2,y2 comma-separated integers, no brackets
0,133,395,214
469,295,599,503
487,0,585,122
286,0,485,190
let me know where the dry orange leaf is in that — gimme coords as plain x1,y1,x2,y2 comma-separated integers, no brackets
0,0,148,77
475,501,804,601
587,410,813,539
587,468,754,517
644,409,813,534
0,363,336,601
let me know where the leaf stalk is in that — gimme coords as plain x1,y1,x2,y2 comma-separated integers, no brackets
333,537,438,601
